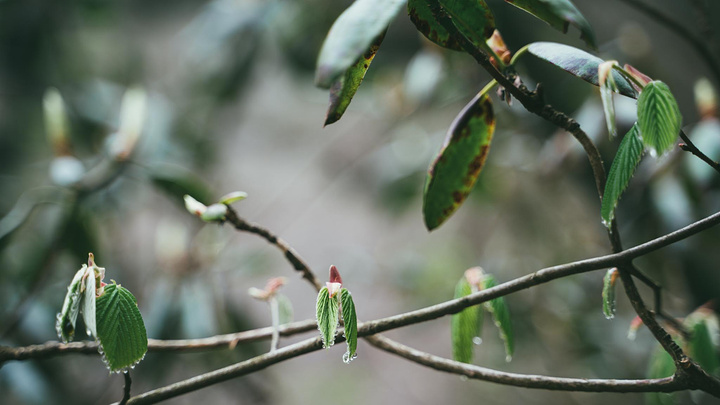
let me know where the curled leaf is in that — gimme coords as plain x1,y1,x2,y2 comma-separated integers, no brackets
340,288,358,363
316,287,340,349
451,277,481,363
219,191,248,205
481,275,514,361
601,268,619,319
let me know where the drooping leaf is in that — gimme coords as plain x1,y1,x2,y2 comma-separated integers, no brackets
527,42,637,98
315,0,405,88
423,83,496,231
324,33,385,126
504,0,596,48
481,275,514,361
95,283,148,373
645,344,677,405
599,61,619,138
82,266,97,338
55,267,86,343
276,293,294,325
637,81,683,156
407,0,495,53
451,277,482,363
316,287,340,349
684,308,720,376
601,124,645,227
340,288,358,363
601,268,619,319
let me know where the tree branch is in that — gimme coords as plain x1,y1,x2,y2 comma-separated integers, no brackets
679,130,720,174
119,372,132,405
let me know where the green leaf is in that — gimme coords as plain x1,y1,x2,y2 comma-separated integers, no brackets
451,277,481,363
315,0,405,88
601,268,619,319
82,266,97,338
481,275,514,361
55,267,86,343
218,191,248,205
527,42,637,98
149,163,215,207
407,0,495,53
684,309,720,376
646,344,677,405
340,288,358,363
601,124,644,227
316,287,340,349
200,203,228,222
96,283,148,373
423,83,496,231
598,61,619,138
637,81,683,156
276,293,294,325
324,33,385,126
504,0,596,48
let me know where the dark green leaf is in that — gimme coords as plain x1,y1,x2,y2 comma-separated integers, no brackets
504,0,596,48
423,85,496,231
646,344,677,405
407,0,463,51
601,124,644,227
527,42,637,98
316,287,340,349
324,33,385,126
340,288,358,363
315,0,405,88
451,277,482,363
637,81,682,156
601,268,618,319
481,275,514,361
407,0,495,53
684,309,720,376
96,283,148,372
55,268,86,343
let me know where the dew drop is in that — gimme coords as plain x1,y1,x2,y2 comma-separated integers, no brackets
604,313,615,320
505,355,513,363
472,337,482,345
86,329,92,337
342,351,358,364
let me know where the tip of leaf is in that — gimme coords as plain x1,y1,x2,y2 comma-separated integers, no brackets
315,66,335,89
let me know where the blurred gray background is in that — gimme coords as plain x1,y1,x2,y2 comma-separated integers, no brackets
1,0,719,404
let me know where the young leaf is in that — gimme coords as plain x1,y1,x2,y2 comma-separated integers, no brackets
645,344,677,405
481,275,514,361
316,287,340,349
407,0,463,51
276,293,294,325
451,277,482,363
601,124,644,227
315,0,404,88
601,268,619,319
407,0,495,54
340,288,358,363
684,308,720,376
503,0,596,48
637,81,683,156
527,42,637,98
218,191,248,205
423,83,496,231
96,283,148,373
598,61,619,138
82,265,97,338
324,33,385,126
55,267,86,343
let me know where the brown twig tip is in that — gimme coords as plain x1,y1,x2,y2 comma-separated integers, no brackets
329,265,342,284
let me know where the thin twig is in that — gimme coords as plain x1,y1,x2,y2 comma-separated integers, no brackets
679,130,720,174
119,372,132,405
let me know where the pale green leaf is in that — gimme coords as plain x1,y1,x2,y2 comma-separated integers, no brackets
340,288,358,363
82,266,97,338
55,267,86,343
601,268,618,319
316,287,340,349
637,81,682,156
685,309,720,376
504,0,596,48
200,203,228,222
451,277,482,363
599,61,619,138
315,0,404,88
218,191,248,205
645,344,677,405
601,124,644,227
481,275,514,361
276,293,294,325
96,283,148,373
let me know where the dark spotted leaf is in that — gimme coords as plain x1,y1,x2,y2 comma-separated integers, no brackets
637,81,682,156
504,0,596,48
601,268,619,319
340,288,358,363
481,274,514,361
315,0,404,88
407,0,463,51
316,287,340,349
601,124,644,227
96,283,148,372
324,33,385,126
527,42,637,98
451,277,482,363
408,0,495,52
423,83,496,231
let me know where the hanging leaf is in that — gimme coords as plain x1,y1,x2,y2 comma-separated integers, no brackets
82,266,97,338
55,268,86,343
407,0,495,53
481,275,514,361
637,81,683,157
276,293,294,325
527,42,637,98
645,344,677,405
423,82,496,231
601,268,619,319
684,308,720,376
324,33,385,126
503,0,596,48
340,288,358,363
451,277,482,363
598,60,619,138
315,0,405,88
316,287,340,349
601,124,644,227
407,0,463,51
95,283,148,373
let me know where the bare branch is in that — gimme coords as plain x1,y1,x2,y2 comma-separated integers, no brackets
679,130,720,174
119,372,132,405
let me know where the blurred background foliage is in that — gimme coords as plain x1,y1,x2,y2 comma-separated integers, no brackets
0,0,719,404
